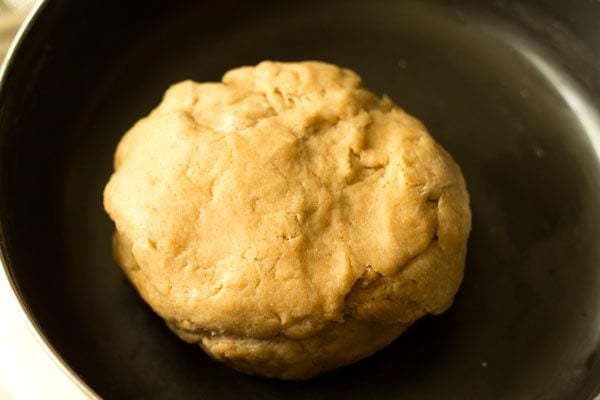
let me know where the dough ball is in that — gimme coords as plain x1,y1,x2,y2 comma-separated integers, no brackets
103,61,471,379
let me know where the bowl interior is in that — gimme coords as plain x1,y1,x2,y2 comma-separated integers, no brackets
1,0,599,399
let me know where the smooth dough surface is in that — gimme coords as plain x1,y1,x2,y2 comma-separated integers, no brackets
104,61,471,379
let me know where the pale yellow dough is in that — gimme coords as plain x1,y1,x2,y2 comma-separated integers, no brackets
103,61,471,379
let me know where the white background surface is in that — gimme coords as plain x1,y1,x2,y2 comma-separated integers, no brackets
0,1,88,398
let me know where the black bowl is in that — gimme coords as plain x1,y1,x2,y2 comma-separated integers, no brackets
1,0,599,398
